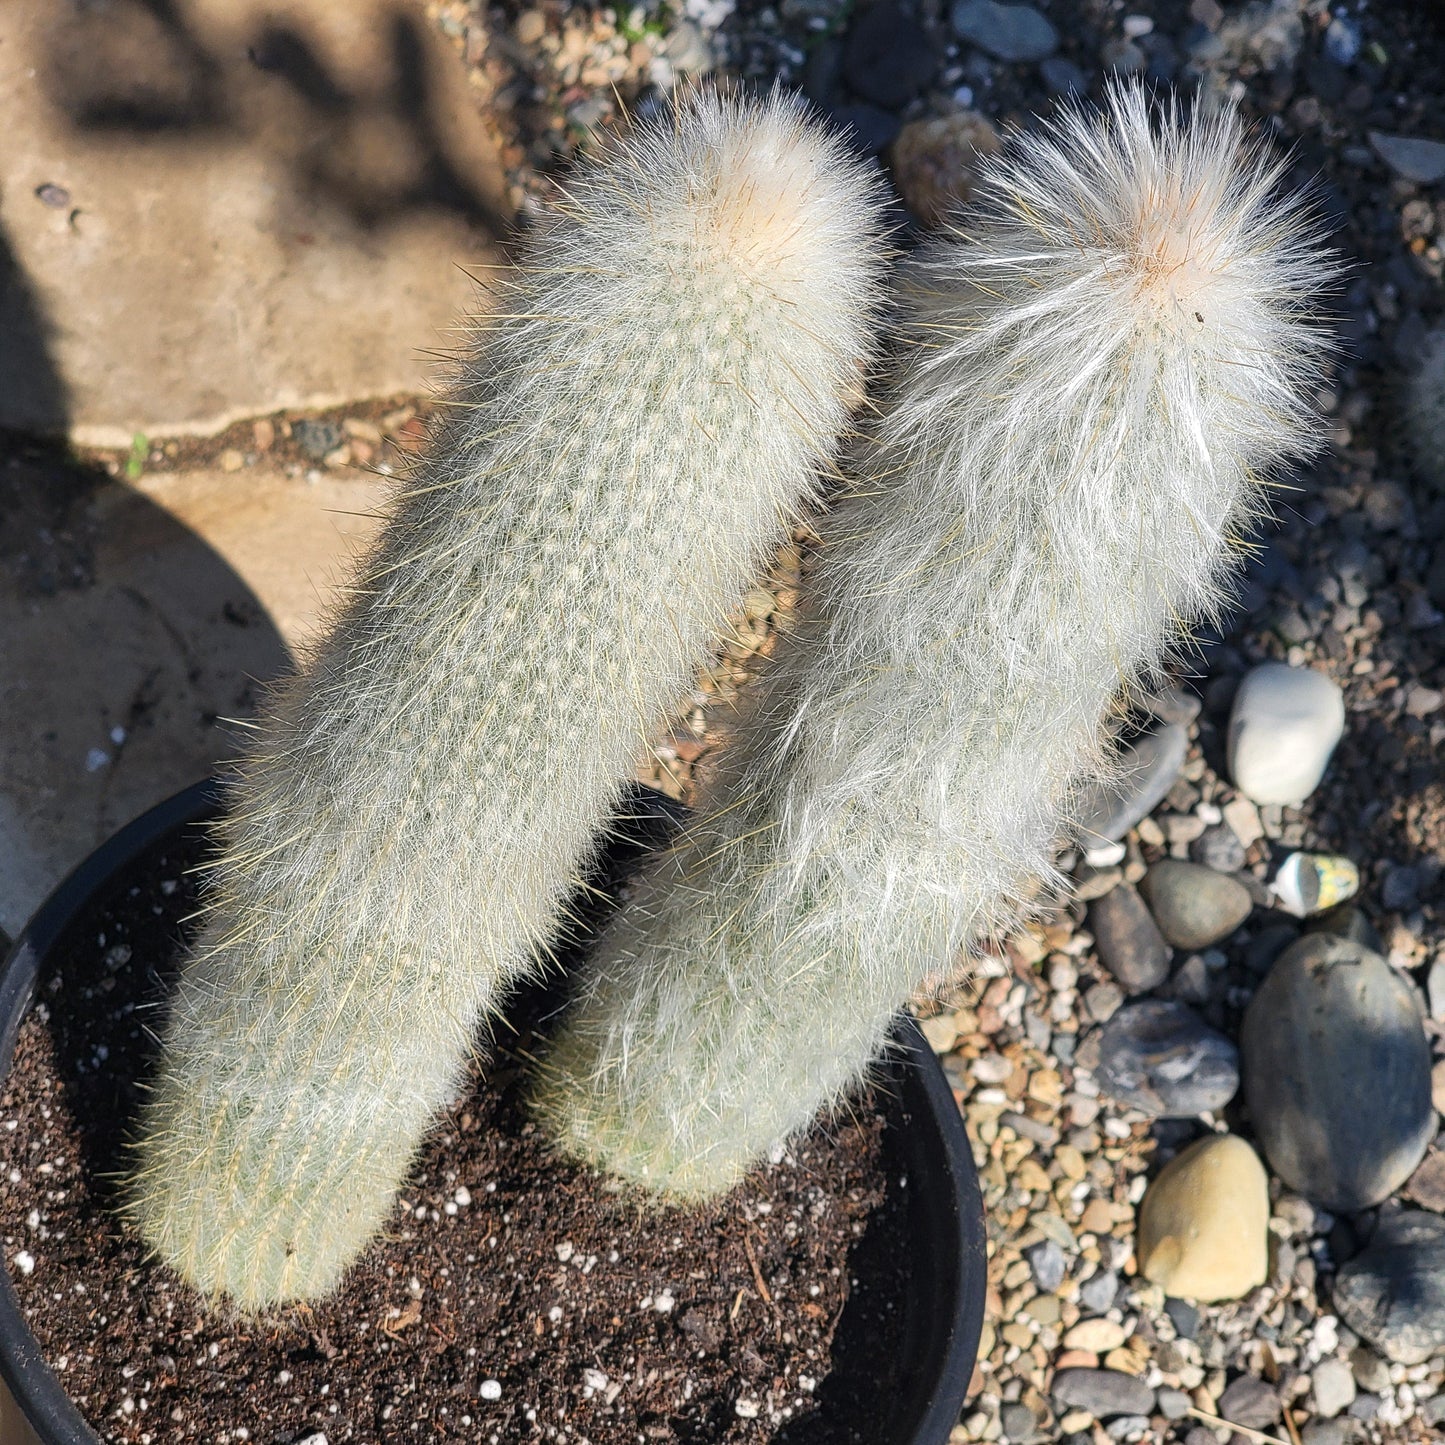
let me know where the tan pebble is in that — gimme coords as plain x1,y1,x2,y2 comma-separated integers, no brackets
1432,1059,1445,1118
323,444,351,467
1002,1257,1031,1286
1061,1318,1127,1352
978,1321,996,1359
1028,1069,1063,1106
1016,1159,1052,1195
1002,1291,1033,1323
1002,1321,1034,1350
888,110,1001,228
251,418,275,451
1106,1344,1151,1374
919,1013,960,1054
342,417,382,444
1059,1410,1093,1433
1055,1145,1087,1181
1223,794,1264,848
218,447,244,472
1054,1349,1099,1370
1079,1199,1114,1235
515,9,547,44
1025,1294,1061,1326
1137,1135,1269,1303
1009,928,1048,966
1001,1139,1034,1171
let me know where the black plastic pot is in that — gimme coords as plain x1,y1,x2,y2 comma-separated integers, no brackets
0,781,987,1445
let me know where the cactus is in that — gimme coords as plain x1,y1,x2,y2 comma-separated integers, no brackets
533,82,1332,1198
125,92,887,1307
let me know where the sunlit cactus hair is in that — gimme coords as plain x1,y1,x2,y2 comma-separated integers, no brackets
125,89,889,1307
534,80,1334,1198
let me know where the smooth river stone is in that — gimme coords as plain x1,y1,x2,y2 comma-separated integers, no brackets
1140,860,1253,949
1334,1211,1445,1364
1137,1135,1269,1303
1227,663,1345,805
1097,1000,1239,1117
1241,934,1434,1213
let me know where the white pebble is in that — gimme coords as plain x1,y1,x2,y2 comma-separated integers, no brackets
454,1186,471,1207
13,1250,35,1275
1228,663,1344,805
479,1380,503,1401
555,1240,574,1262
735,1398,760,1419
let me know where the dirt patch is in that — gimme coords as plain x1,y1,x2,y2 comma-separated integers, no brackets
0,810,920,1445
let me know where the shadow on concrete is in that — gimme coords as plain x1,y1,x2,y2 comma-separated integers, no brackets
42,0,512,239
0,224,69,438
0,207,291,942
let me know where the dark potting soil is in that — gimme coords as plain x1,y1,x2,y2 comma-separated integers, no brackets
0,817,917,1445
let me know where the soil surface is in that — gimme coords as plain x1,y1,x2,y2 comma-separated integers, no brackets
0,813,919,1445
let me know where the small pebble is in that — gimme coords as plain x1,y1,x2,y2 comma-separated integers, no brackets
1369,132,1445,185
1061,1318,1127,1353
1051,1368,1155,1420
950,0,1059,61
1334,1212,1445,1365
1140,860,1253,949
1302,1423,1350,1445
842,1,937,109
1040,55,1088,93
1097,1000,1239,1117
1310,1356,1357,1419
1075,723,1187,844
1350,1346,1391,1395
1078,1268,1118,1314
1024,1238,1066,1293
1164,1296,1198,1339
999,1400,1037,1441
1089,882,1171,994
1323,16,1360,65
1189,822,1245,874
1219,1375,1281,1430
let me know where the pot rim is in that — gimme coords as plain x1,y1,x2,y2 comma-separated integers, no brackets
0,780,985,1445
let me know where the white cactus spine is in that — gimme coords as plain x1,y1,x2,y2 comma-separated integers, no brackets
126,92,887,1307
534,82,1332,1198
